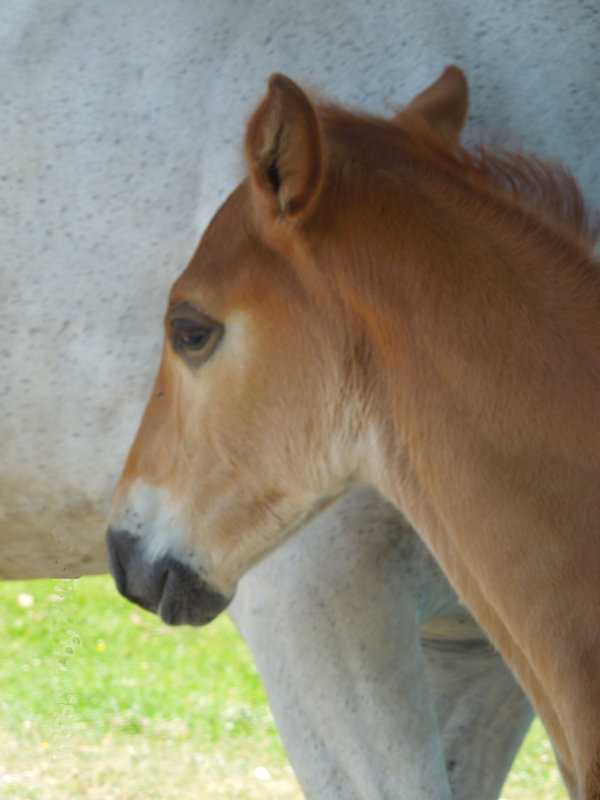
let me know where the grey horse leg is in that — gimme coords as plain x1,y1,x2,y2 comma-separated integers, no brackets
230,486,531,799
422,631,533,800
230,487,451,799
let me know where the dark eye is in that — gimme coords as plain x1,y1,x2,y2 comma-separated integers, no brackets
171,320,211,351
168,312,224,364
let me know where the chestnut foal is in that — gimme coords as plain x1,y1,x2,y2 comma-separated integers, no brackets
108,67,600,798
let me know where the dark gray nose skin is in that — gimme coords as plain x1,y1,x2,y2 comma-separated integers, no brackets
106,528,232,626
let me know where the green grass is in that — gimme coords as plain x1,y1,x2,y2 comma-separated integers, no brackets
0,576,567,799
502,719,567,800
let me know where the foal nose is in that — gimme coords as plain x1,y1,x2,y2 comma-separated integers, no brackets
106,528,231,626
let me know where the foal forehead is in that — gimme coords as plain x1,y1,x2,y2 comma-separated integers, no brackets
168,182,311,319
169,185,264,306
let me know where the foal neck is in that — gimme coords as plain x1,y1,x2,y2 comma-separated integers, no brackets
320,131,600,786
322,129,600,460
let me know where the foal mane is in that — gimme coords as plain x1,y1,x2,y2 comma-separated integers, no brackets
318,103,600,253
448,139,600,251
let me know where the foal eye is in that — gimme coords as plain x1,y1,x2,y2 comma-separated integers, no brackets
172,322,210,350
169,315,223,364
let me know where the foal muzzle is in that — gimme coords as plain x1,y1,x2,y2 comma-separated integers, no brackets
106,528,231,626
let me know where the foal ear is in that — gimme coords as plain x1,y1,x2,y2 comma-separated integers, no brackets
400,65,469,144
245,74,324,221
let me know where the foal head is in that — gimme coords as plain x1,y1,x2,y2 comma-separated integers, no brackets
106,66,469,624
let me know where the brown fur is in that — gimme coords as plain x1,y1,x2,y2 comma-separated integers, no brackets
586,748,600,800
331,106,599,245
113,68,600,798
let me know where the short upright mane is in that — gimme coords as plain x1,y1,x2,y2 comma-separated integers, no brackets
318,103,600,251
